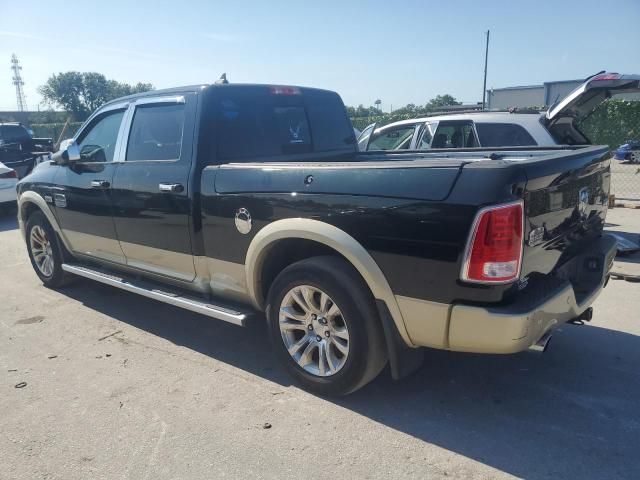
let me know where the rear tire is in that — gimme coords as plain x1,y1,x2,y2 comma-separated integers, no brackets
25,210,73,288
266,256,387,396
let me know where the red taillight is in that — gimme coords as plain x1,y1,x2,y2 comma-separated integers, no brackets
0,169,17,179
461,201,524,284
270,86,301,95
591,73,620,81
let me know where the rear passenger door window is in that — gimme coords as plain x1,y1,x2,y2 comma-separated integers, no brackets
475,123,537,147
432,121,478,149
126,103,185,161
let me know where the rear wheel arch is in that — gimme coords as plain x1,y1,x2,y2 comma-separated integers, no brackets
245,218,413,347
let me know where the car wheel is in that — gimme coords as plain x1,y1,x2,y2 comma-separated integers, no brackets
26,210,73,288
266,256,388,396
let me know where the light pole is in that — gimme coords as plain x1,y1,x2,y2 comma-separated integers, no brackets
482,30,490,111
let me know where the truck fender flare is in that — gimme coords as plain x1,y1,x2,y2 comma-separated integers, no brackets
245,218,414,347
18,191,72,252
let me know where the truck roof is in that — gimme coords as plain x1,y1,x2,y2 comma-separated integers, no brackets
102,83,339,108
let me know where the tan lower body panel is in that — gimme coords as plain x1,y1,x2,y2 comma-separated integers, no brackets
65,230,126,264
399,276,606,354
447,282,603,354
119,241,196,282
396,295,451,349
205,257,251,304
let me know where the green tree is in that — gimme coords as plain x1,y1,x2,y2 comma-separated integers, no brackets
39,72,154,119
425,94,460,111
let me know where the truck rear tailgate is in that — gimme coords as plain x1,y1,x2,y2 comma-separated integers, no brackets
518,146,611,281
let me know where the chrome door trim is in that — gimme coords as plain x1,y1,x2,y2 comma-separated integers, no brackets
73,100,131,144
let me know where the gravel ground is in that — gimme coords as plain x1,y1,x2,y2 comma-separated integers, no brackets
1,208,639,480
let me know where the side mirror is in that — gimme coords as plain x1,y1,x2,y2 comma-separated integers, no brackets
52,139,81,165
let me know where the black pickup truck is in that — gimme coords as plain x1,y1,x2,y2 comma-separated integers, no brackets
17,84,616,395
0,122,54,178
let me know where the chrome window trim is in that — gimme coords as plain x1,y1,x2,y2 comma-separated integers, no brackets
73,101,130,143
71,104,130,164
116,95,186,163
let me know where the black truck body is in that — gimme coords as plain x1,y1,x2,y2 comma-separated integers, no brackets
16,84,616,394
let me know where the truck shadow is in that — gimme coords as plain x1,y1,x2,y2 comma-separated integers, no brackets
0,213,18,232
61,279,640,480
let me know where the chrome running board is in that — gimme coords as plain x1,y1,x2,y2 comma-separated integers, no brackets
62,263,249,326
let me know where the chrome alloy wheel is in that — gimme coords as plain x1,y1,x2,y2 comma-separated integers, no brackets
279,285,350,377
30,225,54,277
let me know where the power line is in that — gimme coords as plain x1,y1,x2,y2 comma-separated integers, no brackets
11,53,28,111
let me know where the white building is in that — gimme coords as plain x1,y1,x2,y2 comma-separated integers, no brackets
486,79,583,110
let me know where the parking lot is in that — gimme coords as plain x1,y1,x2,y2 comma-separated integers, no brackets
1,208,639,480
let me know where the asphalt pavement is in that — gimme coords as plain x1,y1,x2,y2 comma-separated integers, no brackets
1,208,639,480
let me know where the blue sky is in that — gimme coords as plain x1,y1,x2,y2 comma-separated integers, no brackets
1,0,639,111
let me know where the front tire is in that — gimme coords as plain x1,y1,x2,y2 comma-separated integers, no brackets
266,256,387,396
25,210,73,288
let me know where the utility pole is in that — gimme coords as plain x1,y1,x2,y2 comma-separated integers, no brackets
11,54,27,111
481,30,490,111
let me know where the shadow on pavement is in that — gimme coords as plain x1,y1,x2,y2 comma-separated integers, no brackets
60,279,640,480
0,214,18,232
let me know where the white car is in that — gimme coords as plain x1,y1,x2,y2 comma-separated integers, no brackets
358,72,640,151
0,161,18,214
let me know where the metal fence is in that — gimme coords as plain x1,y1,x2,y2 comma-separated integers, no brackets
611,158,640,201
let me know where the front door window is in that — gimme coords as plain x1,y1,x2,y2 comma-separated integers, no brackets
76,110,125,162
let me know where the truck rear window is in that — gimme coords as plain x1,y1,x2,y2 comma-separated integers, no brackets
212,88,355,160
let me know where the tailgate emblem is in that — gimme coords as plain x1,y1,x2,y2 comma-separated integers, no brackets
579,187,590,218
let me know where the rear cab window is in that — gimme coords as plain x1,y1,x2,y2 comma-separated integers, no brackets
206,86,356,162
476,123,537,147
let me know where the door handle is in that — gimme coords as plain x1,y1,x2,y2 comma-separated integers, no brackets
159,183,184,193
90,180,110,189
